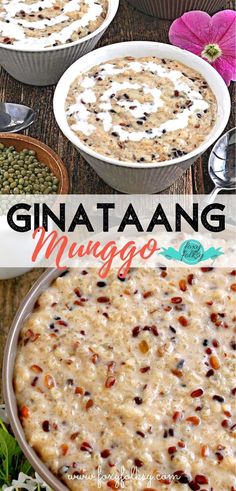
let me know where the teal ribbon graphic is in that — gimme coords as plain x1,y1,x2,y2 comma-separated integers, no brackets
159,240,224,265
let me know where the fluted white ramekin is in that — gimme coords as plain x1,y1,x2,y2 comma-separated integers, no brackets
0,1,119,86
54,41,231,194
127,0,226,19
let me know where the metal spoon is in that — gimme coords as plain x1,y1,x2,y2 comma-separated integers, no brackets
0,102,35,133
207,127,236,203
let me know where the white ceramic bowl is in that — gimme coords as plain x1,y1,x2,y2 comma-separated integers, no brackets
53,41,231,193
0,1,119,86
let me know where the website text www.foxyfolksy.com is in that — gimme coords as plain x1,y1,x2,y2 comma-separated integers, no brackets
66,466,181,488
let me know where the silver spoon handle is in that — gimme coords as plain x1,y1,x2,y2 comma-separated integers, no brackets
200,186,221,212
206,185,221,205
202,186,222,208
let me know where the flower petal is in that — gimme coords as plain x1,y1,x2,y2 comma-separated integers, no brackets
212,57,236,85
210,10,236,50
169,11,212,52
0,404,9,423
169,9,236,84
35,472,52,491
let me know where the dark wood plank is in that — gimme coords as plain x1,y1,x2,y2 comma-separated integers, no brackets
0,269,43,398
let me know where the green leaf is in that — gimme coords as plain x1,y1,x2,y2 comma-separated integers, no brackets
0,420,7,431
20,458,33,475
0,419,35,489
0,426,22,483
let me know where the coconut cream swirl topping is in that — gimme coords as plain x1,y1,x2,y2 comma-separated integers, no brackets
67,60,210,142
0,0,107,47
66,57,217,162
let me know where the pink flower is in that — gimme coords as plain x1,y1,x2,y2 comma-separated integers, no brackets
169,10,236,85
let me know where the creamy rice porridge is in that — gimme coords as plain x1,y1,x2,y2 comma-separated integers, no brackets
0,0,108,48
14,267,236,491
65,57,217,163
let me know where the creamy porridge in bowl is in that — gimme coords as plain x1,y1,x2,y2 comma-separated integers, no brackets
66,56,217,163
0,0,108,48
0,0,119,85
9,267,236,491
54,42,231,193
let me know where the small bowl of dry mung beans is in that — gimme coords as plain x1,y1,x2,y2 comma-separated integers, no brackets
0,133,69,195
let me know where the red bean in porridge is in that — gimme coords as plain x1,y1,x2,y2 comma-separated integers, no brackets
0,0,108,48
65,57,217,163
14,268,236,490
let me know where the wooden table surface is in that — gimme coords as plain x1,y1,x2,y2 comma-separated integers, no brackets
0,0,235,399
